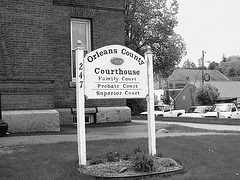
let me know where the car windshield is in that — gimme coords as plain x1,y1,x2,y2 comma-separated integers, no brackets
187,107,196,113
187,106,205,113
193,106,206,113
155,106,164,111
210,104,231,112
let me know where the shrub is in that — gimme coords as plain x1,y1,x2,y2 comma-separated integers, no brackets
88,151,120,165
123,147,144,160
132,151,154,172
105,151,120,162
123,147,154,172
126,99,147,115
88,157,104,165
194,83,219,105
89,148,155,172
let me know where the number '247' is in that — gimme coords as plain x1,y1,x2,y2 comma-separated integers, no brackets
78,63,83,88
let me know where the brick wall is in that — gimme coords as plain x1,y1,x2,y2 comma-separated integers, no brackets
0,79,55,110
53,0,124,10
52,0,126,108
0,0,55,79
0,20,12,77
0,0,126,110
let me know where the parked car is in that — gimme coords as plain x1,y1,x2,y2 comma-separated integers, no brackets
236,102,240,110
140,104,185,117
203,103,240,118
179,106,212,118
0,119,8,137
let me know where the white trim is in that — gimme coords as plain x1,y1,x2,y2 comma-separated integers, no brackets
71,19,91,81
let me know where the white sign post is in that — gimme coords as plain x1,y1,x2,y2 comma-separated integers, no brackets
76,41,86,165
145,46,156,156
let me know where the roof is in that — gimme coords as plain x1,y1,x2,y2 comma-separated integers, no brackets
194,81,240,99
168,69,229,82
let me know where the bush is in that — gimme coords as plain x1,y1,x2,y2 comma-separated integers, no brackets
126,99,147,115
123,147,154,172
123,147,144,160
88,151,120,165
132,151,154,172
194,84,219,105
89,148,155,172
105,151,120,162
88,157,104,165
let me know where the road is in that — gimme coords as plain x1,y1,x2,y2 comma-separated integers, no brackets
1,120,240,148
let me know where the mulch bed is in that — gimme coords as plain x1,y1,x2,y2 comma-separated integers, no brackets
77,157,182,178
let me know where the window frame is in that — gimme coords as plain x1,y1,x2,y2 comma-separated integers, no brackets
70,18,91,81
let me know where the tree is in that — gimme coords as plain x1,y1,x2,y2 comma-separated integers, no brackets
124,0,186,78
217,55,240,79
208,61,219,70
227,67,237,77
182,59,196,69
125,0,186,113
162,89,171,105
222,54,227,62
194,84,219,105
126,98,147,115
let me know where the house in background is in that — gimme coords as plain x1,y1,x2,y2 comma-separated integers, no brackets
175,81,240,111
0,0,131,133
195,81,240,102
154,69,231,110
174,84,196,111
166,69,229,99
154,69,229,95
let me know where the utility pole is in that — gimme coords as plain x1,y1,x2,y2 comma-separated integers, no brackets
201,50,206,86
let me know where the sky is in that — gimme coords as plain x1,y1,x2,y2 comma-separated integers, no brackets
174,0,240,67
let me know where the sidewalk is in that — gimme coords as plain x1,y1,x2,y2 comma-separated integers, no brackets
1,120,240,148
135,120,240,131
0,121,143,147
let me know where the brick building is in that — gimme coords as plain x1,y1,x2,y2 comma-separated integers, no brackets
0,0,131,132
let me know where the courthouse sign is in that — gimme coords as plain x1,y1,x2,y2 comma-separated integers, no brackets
76,43,156,166
84,45,148,99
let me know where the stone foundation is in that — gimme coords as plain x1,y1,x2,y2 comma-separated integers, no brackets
2,106,131,133
96,106,131,123
56,108,97,125
56,108,73,125
57,106,131,125
2,110,60,133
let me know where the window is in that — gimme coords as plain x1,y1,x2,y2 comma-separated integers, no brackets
232,107,237,112
85,115,90,124
71,19,91,80
164,106,171,112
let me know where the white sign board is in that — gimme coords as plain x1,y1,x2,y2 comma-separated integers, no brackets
84,45,148,99
75,43,156,165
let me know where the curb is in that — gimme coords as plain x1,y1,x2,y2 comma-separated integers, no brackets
77,165,183,180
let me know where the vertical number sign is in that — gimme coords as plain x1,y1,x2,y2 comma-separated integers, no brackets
76,41,86,165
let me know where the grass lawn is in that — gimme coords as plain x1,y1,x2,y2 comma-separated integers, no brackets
1,134,240,180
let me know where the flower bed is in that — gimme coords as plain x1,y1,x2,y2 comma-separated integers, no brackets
77,148,182,178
